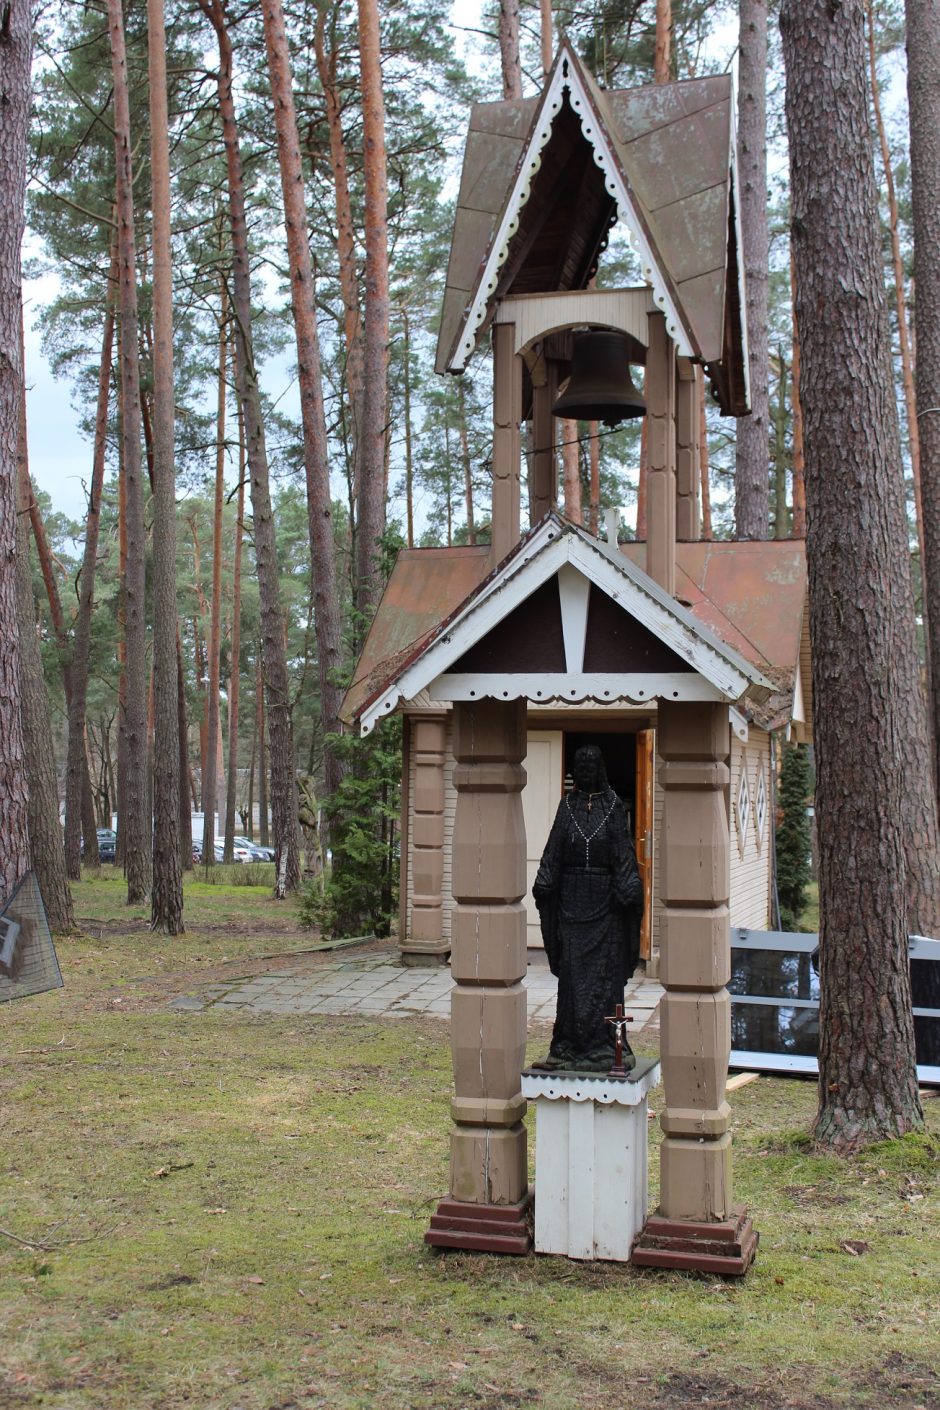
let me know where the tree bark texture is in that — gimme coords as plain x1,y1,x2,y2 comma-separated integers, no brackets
540,0,553,76
262,0,345,805
148,0,183,932
735,0,770,540
699,382,712,539
561,420,582,524
355,0,390,615
906,0,940,806
790,247,807,538
781,0,923,1149
223,424,245,862
201,281,227,872
64,254,116,882
499,0,523,98
0,0,32,901
201,0,300,895
654,0,671,82
108,0,151,904
26,474,100,858
314,11,363,480
15,340,74,932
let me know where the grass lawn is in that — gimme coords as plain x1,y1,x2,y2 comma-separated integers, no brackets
1,873,938,1409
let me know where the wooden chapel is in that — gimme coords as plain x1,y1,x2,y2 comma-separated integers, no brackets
344,44,809,1273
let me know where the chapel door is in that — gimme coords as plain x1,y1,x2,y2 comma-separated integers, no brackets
635,728,655,961
521,730,564,949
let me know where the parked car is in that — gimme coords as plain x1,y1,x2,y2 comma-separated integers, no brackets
232,837,274,862
80,828,116,863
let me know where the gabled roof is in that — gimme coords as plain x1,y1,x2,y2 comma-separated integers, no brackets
345,516,775,735
343,530,808,736
436,43,748,414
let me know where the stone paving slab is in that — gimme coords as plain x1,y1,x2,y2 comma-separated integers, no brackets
172,948,663,1033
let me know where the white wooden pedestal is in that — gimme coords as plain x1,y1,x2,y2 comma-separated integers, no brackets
521,1058,661,1261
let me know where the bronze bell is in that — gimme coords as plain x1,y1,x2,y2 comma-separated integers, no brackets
552,329,646,427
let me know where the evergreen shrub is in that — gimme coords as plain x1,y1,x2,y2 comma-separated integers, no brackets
776,742,812,931
300,717,402,938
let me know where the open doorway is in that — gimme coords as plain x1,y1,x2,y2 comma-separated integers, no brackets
521,725,655,961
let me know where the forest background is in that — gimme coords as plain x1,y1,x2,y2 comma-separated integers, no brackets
14,0,918,939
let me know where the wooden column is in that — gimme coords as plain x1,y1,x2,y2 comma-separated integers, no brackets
401,713,450,967
491,322,522,566
676,359,701,541
645,312,677,593
529,348,555,524
426,697,531,1254
633,701,758,1274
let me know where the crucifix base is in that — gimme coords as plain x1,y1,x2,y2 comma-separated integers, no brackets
521,1058,660,1261
631,1206,758,1276
425,1191,533,1255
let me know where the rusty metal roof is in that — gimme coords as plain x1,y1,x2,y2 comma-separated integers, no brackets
341,545,492,725
436,45,746,413
343,531,806,731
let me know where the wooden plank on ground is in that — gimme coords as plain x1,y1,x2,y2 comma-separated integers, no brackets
726,1072,760,1092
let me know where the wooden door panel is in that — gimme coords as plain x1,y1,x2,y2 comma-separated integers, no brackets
522,730,564,948
635,728,654,961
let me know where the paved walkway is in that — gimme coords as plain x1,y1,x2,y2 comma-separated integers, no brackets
172,948,664,1035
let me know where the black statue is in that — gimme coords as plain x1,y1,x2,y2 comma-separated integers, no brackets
532,745,644,1072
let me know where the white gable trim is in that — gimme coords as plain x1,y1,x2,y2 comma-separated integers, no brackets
359,520,769,735
448,45,693,373
429,672,725,705
557,563,591,670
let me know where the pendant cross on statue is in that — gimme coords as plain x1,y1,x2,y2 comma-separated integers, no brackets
605,1003,636,1078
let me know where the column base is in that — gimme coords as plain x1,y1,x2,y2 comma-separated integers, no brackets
425,1190,533,1255
631,1205,758,1276
399,943,451,967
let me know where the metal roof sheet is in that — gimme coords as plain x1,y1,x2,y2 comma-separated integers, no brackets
343,529,806,730
436,48,744,408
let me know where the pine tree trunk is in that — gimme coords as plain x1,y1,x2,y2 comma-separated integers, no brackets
24,471,99,857
906,0,940,806
773,351,789,538
15,334,73,932
200,0,300,894
201,282,227,871
108,0,151,905
540,0,553,75
403,309,415,548
654,0,671,83
458,378,476,545
588,423,600,536
64,253,115,882
149,0,183,932
499,0,523,98
789,249,807,537
699,382,712,539
781,0,923,1149
867,3,924,572
256,656,269,848
262,0,345,807
0,0,31,900
356,0,390,616
314,10,363,485
735,0,770,540
223,424,245,862
561,419,582,524
176,626,192,869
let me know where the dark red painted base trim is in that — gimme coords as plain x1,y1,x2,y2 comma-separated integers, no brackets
632,1206,758,1276
425,1191,533,1255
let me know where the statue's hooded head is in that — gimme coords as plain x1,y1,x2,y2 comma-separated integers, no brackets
572,745,608,794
